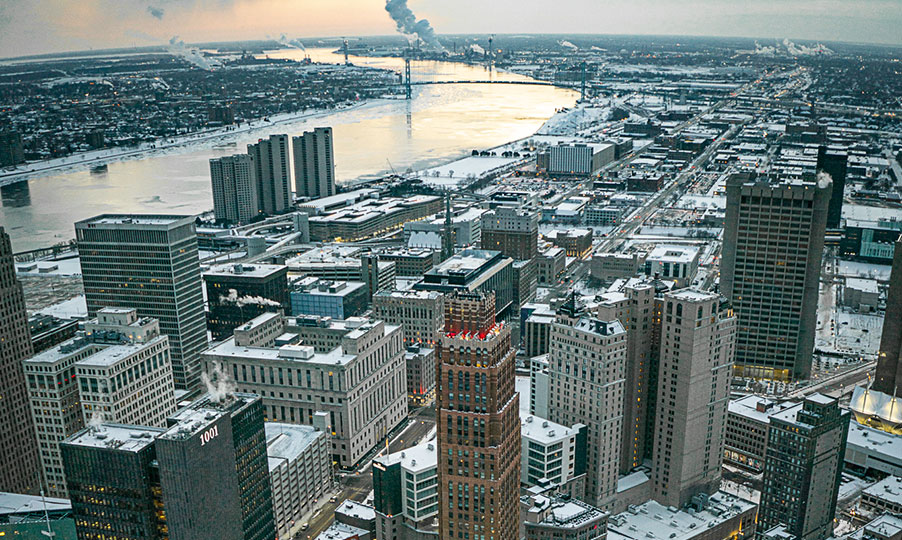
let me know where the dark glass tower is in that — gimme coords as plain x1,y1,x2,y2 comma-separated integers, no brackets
0,226,41,493
817,145,848,230
875,235,902,395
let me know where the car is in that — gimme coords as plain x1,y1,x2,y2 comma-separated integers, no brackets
330,496,338,503
300,523,309,531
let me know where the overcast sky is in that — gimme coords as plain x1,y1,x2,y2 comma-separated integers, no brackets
2,0,900,58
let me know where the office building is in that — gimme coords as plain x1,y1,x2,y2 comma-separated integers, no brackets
377,248,439,277
607,492,757,540
373,441,438,540
361,254,396,300
480,207,539,261
293,127,336,199
758,394,850,540
644,245,701,287
548,143,615,176
76,215,208,390
524,304,556,358
520,414,587,491
528,355,550,418
29,314,80,354
548,296,627,509
546,229,593,258
0,227,41,493
536,247,566,285
523,496,608,540
414,249,514,320
289,277,367,320
724,396,798,473
204,263,289,341
61,423,167,540
513,259,539,310
436,291,520,540
405,346,436,405
0,492,75,539
0,130,25,166
248,134,292,215
210,154,261,224
818,145,848,229
202,314,408,468
651,290,735,508
721,174,831,381
308,195,442,242
157,393,276,540
265,423,333,539
25,308,176,497
875,234,902,396
590,253,647,283
372,290,446,347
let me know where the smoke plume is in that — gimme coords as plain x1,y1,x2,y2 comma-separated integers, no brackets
221,288,282,308
168,35,221,70
87,409,106,431
147,5,164,19
201,361,237,404
384,0,443,51
277,33,306,51
816,171,833,189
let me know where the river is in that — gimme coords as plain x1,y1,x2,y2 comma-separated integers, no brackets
0,48,576,252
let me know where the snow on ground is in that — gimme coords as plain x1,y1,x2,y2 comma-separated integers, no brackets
720,479,760,504
837,260,892,281
816,278,882,358
674,194,726,210
37,295,88,319
842,204,902,222
538,102,614,136
637,226,722,238
516,375,531,415
16,257,81,276
417,156,520,188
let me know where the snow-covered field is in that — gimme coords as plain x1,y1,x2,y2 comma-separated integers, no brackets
417,156,520,187
37,295,88,319
16,257,81,276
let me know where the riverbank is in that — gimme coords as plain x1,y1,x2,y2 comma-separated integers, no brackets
0,99,389,187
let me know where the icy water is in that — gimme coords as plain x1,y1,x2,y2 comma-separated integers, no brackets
0,48,576,251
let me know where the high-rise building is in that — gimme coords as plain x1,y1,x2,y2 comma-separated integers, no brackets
210,154,261,224
480,206,539,261
721,174,830,381
414,249,514,320
25,308,176,497
757,394,850,540
875,234,902,396
0,227,41,493
372,290,446,347
0,131,25,166
373,441,438,540
817,145,848,230
157,393,276,540
204,263,289,341
248,134,292,215
293,127,336,199
547,296,626,509
76,215,208,390
650,289,735,507
436,291,520,540
61,423,168,540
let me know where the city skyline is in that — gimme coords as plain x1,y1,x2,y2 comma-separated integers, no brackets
2,0,902,58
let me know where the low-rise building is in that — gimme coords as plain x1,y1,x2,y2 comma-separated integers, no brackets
372,290,446,347
860,476,902,517
844,421,902,477
0,492,75,540
644,245,700,287
536,247,566,285
547,229,593,258
405,346,435,406
377,249,439,277
29,314,79,354
308,195,442,242
586,205,625,226
266,422,333,539
590,253,646,283
606,492,757,540
548,143,615,176
520,414,587,492
523,496,608,540
725,396,798,473
844,278,880,312
289,278,368,320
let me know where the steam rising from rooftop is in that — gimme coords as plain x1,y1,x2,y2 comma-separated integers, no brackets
201,361,237,404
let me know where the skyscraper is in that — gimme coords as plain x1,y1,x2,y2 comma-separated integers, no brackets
436,291,520,540
76,215,208,390
650,289,735,507
480,206,539,261
757,394,850,540
874,234,902,396
210,154,261,224
721,174,831,381
292,127,336,199
0,227,41,493
547,296,626,509
817,145,848,230
247,134,292,214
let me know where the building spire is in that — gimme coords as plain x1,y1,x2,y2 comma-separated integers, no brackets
441,190,454,261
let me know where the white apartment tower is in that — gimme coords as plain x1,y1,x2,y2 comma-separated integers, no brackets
651,289,736,507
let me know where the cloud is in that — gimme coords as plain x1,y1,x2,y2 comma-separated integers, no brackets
147,5,165,19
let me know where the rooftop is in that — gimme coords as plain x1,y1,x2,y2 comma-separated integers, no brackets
529,497,607,529
75,214,193,228
846,422,902,469
428,249,502,276
159,393,258,442
374,440,437,474
0,492,71,516
265,423,325,471
648,244,700,263
204,263,287,279
608,491,756,540
521,414,580,445
862,475,902,506
64,423,165,452
728,395,799,424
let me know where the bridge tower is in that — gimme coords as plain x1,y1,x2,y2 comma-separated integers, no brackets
404,57,412,100
343,39,349,65
580,62,587,102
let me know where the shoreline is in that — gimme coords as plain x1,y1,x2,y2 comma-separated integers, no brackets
0,99,389,187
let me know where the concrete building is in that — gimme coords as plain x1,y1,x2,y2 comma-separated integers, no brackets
210,154,261,224
546,229,593,258
248,134,292,215
436,291,520,540
758,394,850,540
308,195,441,242
404,206,486,250
204,263,289,340
28,314,79,354
590,253,646,283
0,492,75,539
265,423,333,539
875,235,902,396
523,496,608,540
289,278,368,320
372,290,445,347
480,206,539,261
0,227,41,493
651,289,735,507
361,254,396,300
520,414,587,490
293,127,336,199
529,355,550,418
537,247,566,285
644,245,701,287
202,314,408,468
377,249,439,277
524,304,556,358
414,249,514,320
373,441,438,540
860,476,902,517
721,174,831,381
548,143,615,176
76,215,208,390
157,393,276,540
548,296,627,509
844,278,880,312
607,492,757,540
844,422,902,477
513,258,539,310
405,346,435,405
724,396,798,473
586,205,625,226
